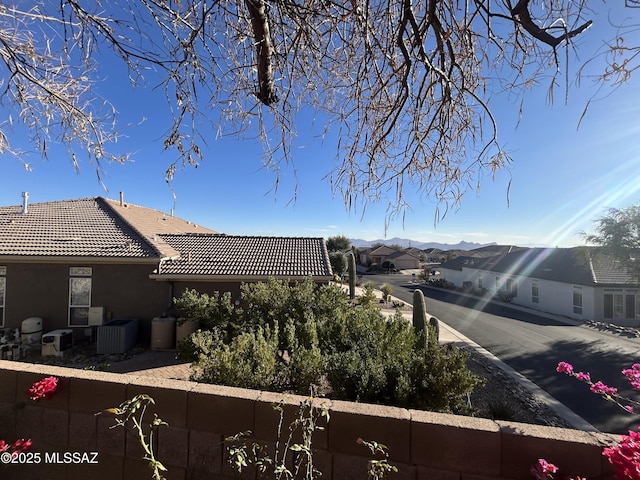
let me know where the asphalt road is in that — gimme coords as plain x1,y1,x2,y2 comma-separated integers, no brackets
365,272,640,434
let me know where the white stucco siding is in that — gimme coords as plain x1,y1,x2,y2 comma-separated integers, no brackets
509,277,596,321
439,267,472,286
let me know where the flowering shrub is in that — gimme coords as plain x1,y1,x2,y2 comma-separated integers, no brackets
556,361,640,413
27,376,59,401
1,376,59,462
603,429,640,480
0,438,32,458
530,459,583,480
533,362,640,480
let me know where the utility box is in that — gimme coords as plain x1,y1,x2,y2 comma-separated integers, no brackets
97,319,138,354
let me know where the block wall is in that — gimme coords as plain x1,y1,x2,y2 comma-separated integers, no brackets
0,361,618,480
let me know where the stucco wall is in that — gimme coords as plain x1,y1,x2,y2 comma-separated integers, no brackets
1,262,170,333
0,361,617,480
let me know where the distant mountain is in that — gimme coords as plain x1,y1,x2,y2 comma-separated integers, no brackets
350,237,496,251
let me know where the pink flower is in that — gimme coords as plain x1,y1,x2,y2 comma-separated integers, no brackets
590,381,617,396
625,405,635,413
10,439,32,454
556,362,573,375
531,459,559,480
623,368,640,390
0,438,32,455
603,428,640,480
575,372,591,382
27,376,59,401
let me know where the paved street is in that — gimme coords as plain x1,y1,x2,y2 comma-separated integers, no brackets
366,271,640,434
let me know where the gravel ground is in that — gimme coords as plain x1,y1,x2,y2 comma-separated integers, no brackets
464,347,573,428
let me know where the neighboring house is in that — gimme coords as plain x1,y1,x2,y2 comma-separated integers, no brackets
365,245,421,270
439,247,640,326
0,196,332,339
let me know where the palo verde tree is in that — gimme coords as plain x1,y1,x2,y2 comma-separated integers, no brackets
0,2,638,218
582,204,640,284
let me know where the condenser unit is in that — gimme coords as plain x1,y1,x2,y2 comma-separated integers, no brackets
97,318,138,354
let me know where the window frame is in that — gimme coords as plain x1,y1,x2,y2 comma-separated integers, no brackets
68,267,92,327
531,281,539,304
572,287,583,315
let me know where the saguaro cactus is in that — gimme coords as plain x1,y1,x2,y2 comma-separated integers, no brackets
428,316,440,343
348,252,356,300
412,289,427,331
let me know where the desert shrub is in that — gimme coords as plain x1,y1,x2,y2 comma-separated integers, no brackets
319,308,482,413
406,332,483,414
173,288,239,337
286,346,325,395
427,278,455,289
380,283,393,300
183,277,482,413
241,277,318,352
359,282,377,307
190,327,281,391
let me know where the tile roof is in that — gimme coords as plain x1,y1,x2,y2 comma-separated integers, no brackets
441,247,635,286
0,197,214,260
155,234,333,279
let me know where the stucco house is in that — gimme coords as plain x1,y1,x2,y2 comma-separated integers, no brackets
438,247,640,326
0,196,333,339
363,245,421,270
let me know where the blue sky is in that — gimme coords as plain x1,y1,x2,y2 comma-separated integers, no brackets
1,4,640,248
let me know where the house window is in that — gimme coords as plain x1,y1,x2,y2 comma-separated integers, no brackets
69,267,92,326
532,282,539,304
573,288,583,315
0,266,5,327
626,295,636,320
506,278,518,297
477,276,483,290
614,294,624,318
495,275,501,292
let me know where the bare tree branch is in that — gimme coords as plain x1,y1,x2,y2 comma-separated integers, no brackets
1,0,625,226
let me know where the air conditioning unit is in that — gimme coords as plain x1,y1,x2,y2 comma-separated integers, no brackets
41,329,73,357
97,318,138,354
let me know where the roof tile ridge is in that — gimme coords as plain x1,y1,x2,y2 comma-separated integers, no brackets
96,196,166,258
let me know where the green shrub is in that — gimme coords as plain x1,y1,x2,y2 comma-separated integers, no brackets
286,346,325,395
183,277,482,414
380,283,393,300
319,308,482,413
359,282,377,307
190,327,281,391
173,288,239,337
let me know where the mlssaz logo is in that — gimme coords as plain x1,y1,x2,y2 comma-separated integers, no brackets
45,452,99,464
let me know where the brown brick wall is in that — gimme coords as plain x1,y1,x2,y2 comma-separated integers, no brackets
0,361,619,480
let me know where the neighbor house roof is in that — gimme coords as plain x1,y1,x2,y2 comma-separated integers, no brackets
0,196,214,261
153,234,333,280
441,247,635,286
